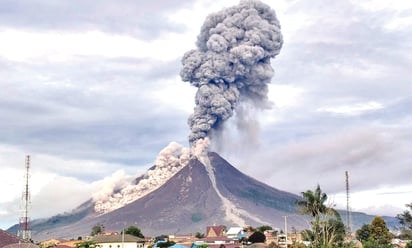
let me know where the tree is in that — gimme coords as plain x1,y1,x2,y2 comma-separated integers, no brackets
156,241,176,248
124,225,144,238
76,240,95,248
244,226,256,232
195,232,205,239
248,231,266,243
355,224,370,242
397,202,412,239
256,225,273,233
369,216,393,246
155,235,169,242
296,184,348,248
397,203,412,229
296,185,328,218
357,216,393,248
90,224,104,236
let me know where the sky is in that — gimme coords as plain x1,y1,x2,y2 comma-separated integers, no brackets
0,0,411,230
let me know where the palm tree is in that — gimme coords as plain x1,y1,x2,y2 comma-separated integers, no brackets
296,185,345,248
296,184,328,217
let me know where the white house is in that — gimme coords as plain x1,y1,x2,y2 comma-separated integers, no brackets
93,234,146,248
225,227,245,239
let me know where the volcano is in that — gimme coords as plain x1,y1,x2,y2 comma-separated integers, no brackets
14,152,305,240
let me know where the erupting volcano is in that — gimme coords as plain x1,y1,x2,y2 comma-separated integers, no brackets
94,0,284,221
10,0,300,240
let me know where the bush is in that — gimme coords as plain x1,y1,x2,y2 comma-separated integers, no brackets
248,231,266,243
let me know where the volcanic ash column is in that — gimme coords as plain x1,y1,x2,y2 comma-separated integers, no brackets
180,0,283,149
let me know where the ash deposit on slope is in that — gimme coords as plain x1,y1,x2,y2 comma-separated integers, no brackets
93,142,190,214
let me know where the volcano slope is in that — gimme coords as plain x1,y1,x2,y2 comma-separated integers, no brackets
18,152,305,240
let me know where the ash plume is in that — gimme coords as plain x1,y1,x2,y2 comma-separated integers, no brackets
180,0,283,146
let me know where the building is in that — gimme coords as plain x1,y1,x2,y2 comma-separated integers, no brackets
205,226,225,238
225,228,245,240
93,234,146,248
0,229,38,248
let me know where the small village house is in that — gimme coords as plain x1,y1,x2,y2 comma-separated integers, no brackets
93,234,146,248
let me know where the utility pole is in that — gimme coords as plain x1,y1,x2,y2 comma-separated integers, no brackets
345,171,352,234
284,215,288,248
122,226,125,248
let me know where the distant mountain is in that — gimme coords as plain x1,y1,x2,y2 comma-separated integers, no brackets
7,152,399,241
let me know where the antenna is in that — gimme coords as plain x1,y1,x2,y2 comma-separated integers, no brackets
17,155,31,241
345,171,352,233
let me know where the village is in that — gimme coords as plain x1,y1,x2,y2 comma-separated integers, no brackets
1,221,412,248
1,225,311,248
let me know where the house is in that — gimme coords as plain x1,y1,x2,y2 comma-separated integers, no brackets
38,238,65,248
168,234,195,247
190,226,243,248
205,226,225,238
0,229,38,248
57,240,83,248
93,234,146,248
225,228,245,239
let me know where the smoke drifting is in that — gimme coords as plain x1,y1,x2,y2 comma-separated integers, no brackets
180,0,283,145
93,142,191,214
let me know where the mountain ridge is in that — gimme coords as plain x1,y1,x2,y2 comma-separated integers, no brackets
6,152,399,241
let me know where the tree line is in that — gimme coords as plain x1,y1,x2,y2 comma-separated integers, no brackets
77,185,412,248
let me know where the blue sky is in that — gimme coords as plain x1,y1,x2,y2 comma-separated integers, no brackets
0,0,411,230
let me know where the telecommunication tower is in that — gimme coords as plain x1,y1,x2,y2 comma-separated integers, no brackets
17,155,32,241
345,171,352,233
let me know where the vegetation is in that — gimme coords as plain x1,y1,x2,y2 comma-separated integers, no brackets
124,225,144,238
196,244,209,248
155,234,169,242
355,224,370,243
256,225,273,233
397,202,412,239
156,240,176,248
355,216,393,248
288,242,306,248
397,203,412,229
195,232,205,239
296,184,349,248
75,240,96,248
244,226,256,232
90,224,105,236
248,231,266,243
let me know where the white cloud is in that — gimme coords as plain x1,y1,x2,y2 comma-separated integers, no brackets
0,144,148,229
268,84,304,108
0,29,192,62
317,101,383,115
332,185,412,216
31,175,94,218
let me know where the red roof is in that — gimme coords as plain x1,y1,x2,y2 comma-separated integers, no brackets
55,245,72,248
0,229,27,248
206,226,225,237
200,237,232,242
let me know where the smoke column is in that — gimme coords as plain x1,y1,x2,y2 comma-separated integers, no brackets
180,0,283,146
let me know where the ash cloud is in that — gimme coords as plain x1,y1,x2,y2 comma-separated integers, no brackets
180,0,283,145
